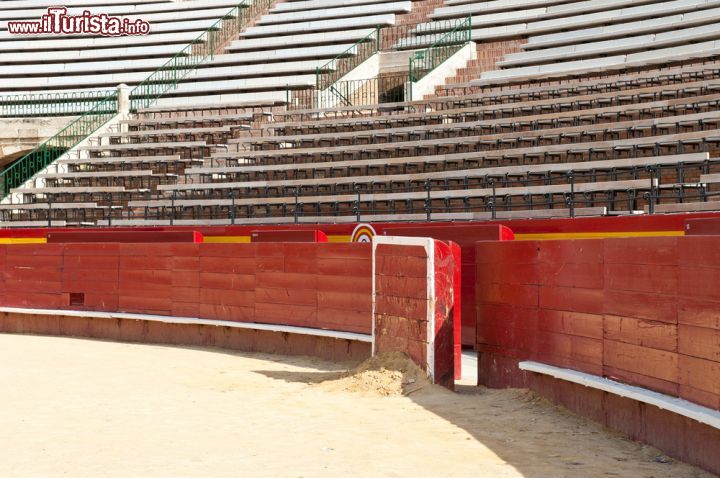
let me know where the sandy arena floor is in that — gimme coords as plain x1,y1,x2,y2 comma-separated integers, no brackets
0,334,713,478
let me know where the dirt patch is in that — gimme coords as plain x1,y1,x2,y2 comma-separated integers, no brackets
315,351,430,396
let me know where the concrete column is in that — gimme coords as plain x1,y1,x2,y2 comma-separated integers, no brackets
117,83,130,115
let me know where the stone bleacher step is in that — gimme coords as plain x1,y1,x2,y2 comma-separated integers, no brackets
433,40,528,97
394,0,444,25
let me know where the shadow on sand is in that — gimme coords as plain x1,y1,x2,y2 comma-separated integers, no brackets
253,355,706,478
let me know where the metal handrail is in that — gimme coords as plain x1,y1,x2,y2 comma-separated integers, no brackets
409,16,471,82
315,18,471,91
315,28,380,90
131,0,275,110
0,91,118,197
289,73,409,110
0,90,116,118
384,18,471,50
328,85,353,107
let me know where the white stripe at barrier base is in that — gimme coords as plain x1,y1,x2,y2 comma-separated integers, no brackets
519,361,720,430
0,306,372,342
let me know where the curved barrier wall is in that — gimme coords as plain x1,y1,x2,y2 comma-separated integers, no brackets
0,242,373,360
0,242,372,333
475,236,720,474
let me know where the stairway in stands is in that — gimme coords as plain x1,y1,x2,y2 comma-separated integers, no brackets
434,40,528,96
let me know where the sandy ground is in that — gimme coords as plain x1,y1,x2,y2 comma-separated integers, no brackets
0,334,713,478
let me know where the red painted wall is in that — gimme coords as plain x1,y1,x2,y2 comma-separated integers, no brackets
373,243,430,367
1,243,372,334
373,239,457,389
383,225,512,346
475,236,720,412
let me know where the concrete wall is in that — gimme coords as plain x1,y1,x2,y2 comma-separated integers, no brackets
0,116,77,166
0,310,371,362
379,49,415,74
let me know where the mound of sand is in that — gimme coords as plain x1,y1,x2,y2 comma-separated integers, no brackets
316,352,430,396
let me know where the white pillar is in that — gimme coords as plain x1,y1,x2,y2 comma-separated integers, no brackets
117,83,130,115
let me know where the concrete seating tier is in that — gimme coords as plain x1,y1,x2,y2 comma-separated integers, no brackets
118,140,716,222
240,14,397,38
0,65,321,93
0,45,193,65
423,0,720,87
9,71,720,225
226,29,376,51
256,1,411,25
1,107,265,223
208,128,720,169
175,153,712,198
438,58,720,97
270,79,720,135
272,0,411,13
0,0,241,19
498,23,720,68
435,0,580,15
228,110,720,159
523,6,720,50
479,41,720,85
0,0,413,107
417,0,720,41
0,0,168,9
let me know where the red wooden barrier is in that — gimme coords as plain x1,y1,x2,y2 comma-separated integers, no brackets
684,217,720,235
250,230,328,242
372,236,457,389
383,224,513,346
0,242,372,335
475,236,720,408
475,236,720,474
47,230,203,243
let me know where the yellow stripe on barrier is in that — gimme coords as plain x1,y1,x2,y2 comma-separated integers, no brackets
203,235,251,243
515,230,684,241
0,238,47,244
327,235,352,242
0,230,685,245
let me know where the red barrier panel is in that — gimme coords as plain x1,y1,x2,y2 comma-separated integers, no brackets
684,218,720,235
383,224,513,346
372,236,457,389
476,236,720,474
250,230,328,242
448,241,462,379
475,236,720,411
0,242,372,335
47,230,203,243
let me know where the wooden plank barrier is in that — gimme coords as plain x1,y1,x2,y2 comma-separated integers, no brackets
0,242,372,334
372,236,458,390
383,224,514,348
475,235,720,474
